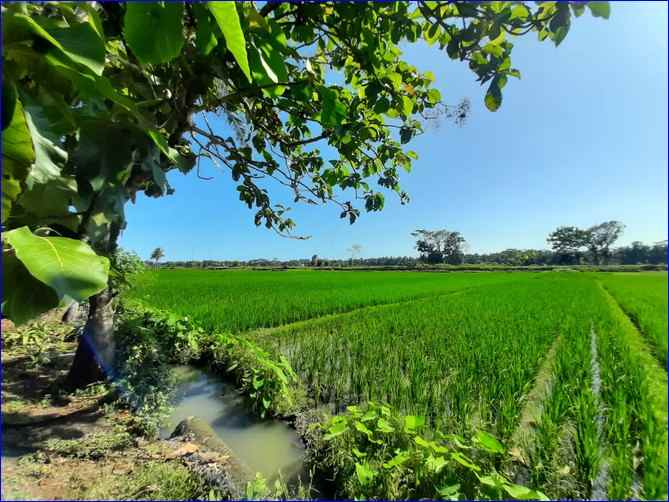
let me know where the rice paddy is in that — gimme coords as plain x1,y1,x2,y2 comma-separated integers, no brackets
133,268,668,499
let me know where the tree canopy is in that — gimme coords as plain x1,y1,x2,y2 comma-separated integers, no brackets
2,1,609,326
412,228,466,264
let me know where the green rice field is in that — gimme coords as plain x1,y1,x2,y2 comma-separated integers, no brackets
131,269,668,499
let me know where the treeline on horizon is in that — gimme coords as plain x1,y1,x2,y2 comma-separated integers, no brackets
155,239,667,269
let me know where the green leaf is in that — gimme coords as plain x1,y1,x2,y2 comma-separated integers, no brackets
503,483,549,501
426,454,448,473
383,451,410,469
123,3,185,65
401,95,414,116
510,4,530,21
403,415,425,433
4,226,110,303
207,2,251,82
484,75,506,112
437,483,461,500
354,420,374,437
376,417,395,433
587,1,611,19
2,175,22,224
323,420,348,440
2,252,60,325
22,101,68,189
474,430,505,454
193,4,218,56
6,14,105,75
355,462,376,486
320,87,347,127
450,451,480,471
2,96,35,168
427,88,441,105
2,80,17,131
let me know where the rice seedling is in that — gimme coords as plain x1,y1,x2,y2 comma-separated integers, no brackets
597,272,668,367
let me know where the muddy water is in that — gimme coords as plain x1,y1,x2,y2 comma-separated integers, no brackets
162,366,305,480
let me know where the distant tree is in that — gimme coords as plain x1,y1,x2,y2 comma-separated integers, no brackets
412,229,466,265
586,221,625,264
347,244,363,265
150,247,165,267
547,226,590,264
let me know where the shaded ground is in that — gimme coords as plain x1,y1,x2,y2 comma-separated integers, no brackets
1,321,208,500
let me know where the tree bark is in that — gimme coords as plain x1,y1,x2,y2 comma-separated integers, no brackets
65,196,125,390
65,288,117,390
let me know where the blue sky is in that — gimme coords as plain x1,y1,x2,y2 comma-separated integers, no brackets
121,2,668,261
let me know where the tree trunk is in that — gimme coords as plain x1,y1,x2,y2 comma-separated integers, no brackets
65,288,116,390
62,302,79,324
65,195,125,390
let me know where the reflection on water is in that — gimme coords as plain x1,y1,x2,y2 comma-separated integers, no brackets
162,366,304,479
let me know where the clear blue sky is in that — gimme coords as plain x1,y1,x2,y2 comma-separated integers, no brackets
121,2,668,261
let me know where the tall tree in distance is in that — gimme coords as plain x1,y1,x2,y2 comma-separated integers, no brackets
547,226,590,264
150,247,165,267
347,244,363,264
586,221,625,264
412,229,466,264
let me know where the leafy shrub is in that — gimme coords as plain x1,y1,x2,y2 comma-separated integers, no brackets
311,402,548,500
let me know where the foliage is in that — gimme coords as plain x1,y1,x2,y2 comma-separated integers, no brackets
2,226,109,324
109,248,146,293
149,247,165,265
2,1,607,326
586,221,625,265
44,430,133,459
114,303,299,423
412,228,466,264
1,319,74,366
312,401,547,500
546,226,591,264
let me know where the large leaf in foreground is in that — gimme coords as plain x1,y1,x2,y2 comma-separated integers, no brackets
2,253,59,325
4,226,110,302
123,3,184,65
208,2,251,82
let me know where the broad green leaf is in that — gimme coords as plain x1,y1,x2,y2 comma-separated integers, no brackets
4,226,110,303
383,451,410,469
437,483,461,501
2,174,22,224
427,88,441,105
323,420,348,440
5,14,105,75
320,87,347,127
510,4,530,20
376,417,395,433
485,77,503,112
403,415,425,433
22,101,67,189
450,451,480,471
2,252,60,325
587,1,610,19
207,2,251,82
503,483,549,501
193,4,218,56
2,96,34,168
123,3,185,65
2,80,17,130
401,95,414,116
474,430,505,454
426,454,448,473
355,462,376,486
354,420,374,436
